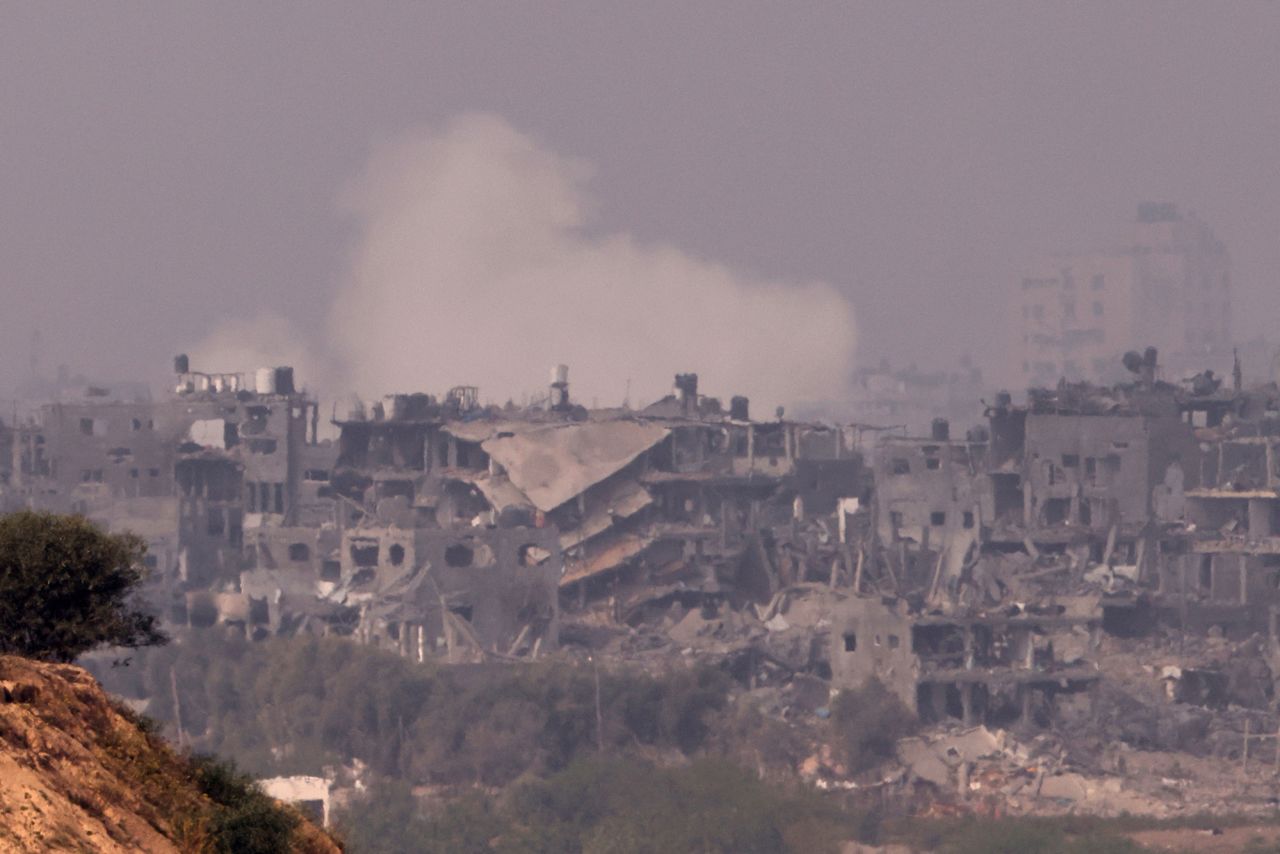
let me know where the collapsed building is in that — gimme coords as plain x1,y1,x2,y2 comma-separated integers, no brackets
16,342,1280,769
0,360,871,665
830,347,1280,732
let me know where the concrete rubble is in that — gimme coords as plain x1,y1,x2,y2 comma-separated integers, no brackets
13,348,1280,819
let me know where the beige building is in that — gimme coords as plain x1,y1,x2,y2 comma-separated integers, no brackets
1014,203,1230,389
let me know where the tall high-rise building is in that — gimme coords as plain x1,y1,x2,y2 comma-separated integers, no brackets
1013,203,1230,389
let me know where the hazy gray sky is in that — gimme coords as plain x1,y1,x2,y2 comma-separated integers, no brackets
3,2,1279,401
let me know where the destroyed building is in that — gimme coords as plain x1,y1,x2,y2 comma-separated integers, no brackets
831,595,1099,728
0,360,872,667
831,349,1280,728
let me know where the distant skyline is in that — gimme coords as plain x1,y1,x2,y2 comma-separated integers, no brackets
3,3,1280,402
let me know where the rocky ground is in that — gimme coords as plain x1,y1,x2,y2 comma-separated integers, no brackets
0,655,338,853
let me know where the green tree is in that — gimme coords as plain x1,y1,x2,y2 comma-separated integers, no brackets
0,510,166,661
830,678,918,773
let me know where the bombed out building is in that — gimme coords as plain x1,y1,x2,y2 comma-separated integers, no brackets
831,347,1280,728
0,359,873,665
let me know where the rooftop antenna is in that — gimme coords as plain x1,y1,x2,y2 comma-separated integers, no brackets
623,378,631,409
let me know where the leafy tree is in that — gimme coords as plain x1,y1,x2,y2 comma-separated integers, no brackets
0,510,166,661
830,678,918,772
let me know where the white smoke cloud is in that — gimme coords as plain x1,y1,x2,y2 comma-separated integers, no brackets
329,114,856,413
187,313,330,391
193,114,857,413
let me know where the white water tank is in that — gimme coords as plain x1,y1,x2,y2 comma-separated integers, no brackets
551,364,569,385
255,367,276,394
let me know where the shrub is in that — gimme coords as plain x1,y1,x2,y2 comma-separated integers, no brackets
0,510,165,661
830,678,917,772
191,754,299,854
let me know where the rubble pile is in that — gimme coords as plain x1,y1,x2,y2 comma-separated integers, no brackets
13,349,1280,819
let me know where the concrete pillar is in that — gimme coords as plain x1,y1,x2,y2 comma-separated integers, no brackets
1249,499,1272,538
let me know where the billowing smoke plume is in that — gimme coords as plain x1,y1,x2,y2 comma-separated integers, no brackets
196,114,856,412
188,313,329,392
329,114,855,412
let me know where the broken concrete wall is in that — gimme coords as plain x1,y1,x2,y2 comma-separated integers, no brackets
874,437,990,553
341,524,561,660
829,597,920,712
1024,413,1175,532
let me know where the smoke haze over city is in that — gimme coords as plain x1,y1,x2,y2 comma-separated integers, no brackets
4,3,1280,403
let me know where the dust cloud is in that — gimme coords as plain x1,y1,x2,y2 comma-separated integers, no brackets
189,114,856,412
321,114,856,411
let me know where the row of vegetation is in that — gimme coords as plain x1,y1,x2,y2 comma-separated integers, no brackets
336,757,868,854
94,629,754,785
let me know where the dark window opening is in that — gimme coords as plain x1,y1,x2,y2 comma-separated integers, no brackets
288,543,311,562
891,458,910,475
350,541,379,567
1199,555,1213,592
148,468,160,478
444,544,474,567
448,604,474,623
1061,454,1079,468
962,511,974,529
930,511,946,526
80,418,94,436
304,469,330,482
248,437,278,455
888,634,900,649
843,632,857,652
1044,498,1070,525
188,597,218,629
131,418,142,431
925,457,941,470
273,482,284,514
321,560,341,581
388,543,405,566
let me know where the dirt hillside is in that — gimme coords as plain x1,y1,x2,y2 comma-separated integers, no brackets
0,654,338,853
